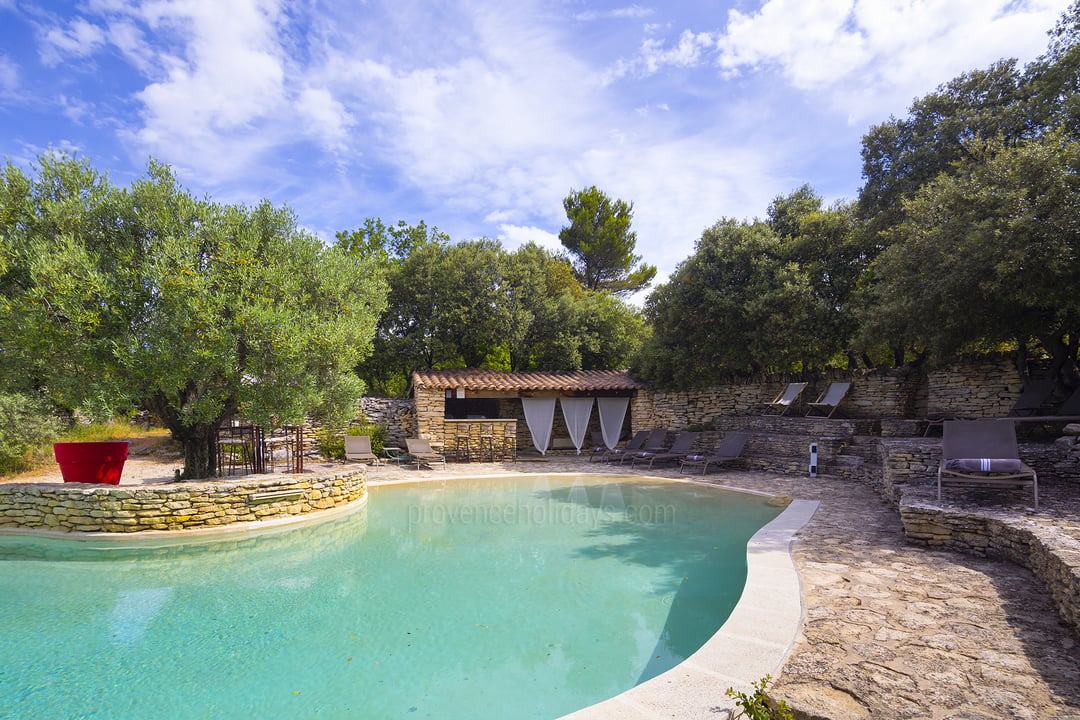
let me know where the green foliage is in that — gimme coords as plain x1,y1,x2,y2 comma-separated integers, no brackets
0,153,388,478
559,186,657,296
635,217,846,388
0,392,62,475
725,676,794,720
861,131,1080,382
315,427,345,461
350,234,647,395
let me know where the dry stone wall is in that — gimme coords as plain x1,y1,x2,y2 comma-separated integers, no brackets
926,358,1022,417
0,469,366,534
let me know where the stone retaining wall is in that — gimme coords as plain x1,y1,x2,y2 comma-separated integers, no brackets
0,469,366,534
358,397,416,448
926,357,1022,418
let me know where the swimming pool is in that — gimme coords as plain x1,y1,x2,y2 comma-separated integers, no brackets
0,475,781,719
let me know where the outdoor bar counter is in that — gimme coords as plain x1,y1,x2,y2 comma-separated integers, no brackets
442,419,517,461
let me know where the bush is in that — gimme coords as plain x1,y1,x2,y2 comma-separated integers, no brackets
0,393,63,475
726,676,793,720
315,428,346,461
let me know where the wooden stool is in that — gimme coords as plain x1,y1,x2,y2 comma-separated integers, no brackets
501,428,516,462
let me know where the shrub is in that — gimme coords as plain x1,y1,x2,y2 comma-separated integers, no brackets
725,676,794,720
315,428,346,461
0,393,63,475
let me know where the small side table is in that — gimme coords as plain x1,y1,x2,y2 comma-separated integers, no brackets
382,446,407,464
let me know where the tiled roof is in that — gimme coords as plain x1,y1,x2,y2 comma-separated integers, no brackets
411,369,650,392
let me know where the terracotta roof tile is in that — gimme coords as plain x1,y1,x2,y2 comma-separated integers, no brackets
411,369,650,392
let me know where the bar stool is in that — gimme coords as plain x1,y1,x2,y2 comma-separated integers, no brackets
501,427,517,462
477,424,496,462
454,427,472,462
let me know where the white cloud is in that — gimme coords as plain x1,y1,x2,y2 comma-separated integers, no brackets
40,17,108,66
612,0,1071,121
296,86,354,152
573,5,654,22
497,224,561,252
0,54,18,96
121,0,291,181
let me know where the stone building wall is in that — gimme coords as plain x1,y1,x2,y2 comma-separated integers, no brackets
0,469,366,534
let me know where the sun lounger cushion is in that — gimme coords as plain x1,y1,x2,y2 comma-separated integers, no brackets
945,458,1024,472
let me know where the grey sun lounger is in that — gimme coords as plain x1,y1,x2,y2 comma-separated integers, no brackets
1007,379,1057,417
680,432,748,475
609,429,667,464
590,430,646,463
344,435,380,465
405,437,446,469
938,420,1037,508
805,382,851,418
762,382,808,416
630,431,700,469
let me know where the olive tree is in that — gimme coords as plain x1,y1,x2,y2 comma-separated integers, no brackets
0,154,387,478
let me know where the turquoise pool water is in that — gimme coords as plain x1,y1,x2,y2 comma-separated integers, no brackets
0,475,780,720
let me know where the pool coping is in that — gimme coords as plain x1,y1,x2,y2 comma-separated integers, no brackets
370,471,819,719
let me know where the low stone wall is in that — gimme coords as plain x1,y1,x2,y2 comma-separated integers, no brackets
0,469,366,534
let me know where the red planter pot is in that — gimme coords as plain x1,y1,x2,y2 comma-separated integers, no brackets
53,441,130,485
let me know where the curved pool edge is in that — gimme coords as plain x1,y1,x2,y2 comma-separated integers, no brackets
558,496,820,720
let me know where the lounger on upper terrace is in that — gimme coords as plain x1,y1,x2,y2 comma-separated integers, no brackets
1008,379,1057,417
630,431,700,470
762,382,808,416
405,437,446,469
938,420,1037,508
680,432,748,475
805,382,851,419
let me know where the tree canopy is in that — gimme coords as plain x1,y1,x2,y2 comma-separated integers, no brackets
0,153,387,478
340,226,646,396
558,186,657,297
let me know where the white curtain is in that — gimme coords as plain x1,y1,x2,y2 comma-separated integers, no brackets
597,397,630,450
521,397,556,455
559,397,594,454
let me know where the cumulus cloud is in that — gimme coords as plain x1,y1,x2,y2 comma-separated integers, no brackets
612,0,1071,121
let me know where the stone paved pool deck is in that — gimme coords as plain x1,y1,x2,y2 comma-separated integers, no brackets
7,454,1080,718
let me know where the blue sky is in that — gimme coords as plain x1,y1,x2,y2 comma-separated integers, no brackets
0,0,1072,294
